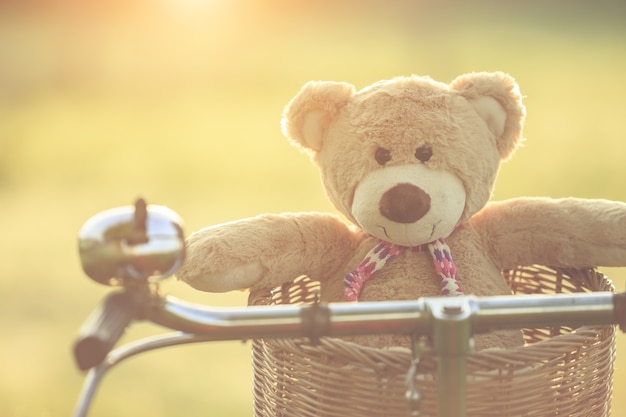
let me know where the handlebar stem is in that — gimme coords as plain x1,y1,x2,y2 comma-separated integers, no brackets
427,298,474,417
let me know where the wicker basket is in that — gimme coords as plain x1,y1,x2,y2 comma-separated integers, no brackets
248,266,615,417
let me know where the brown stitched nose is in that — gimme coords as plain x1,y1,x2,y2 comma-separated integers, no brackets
379,183,431,223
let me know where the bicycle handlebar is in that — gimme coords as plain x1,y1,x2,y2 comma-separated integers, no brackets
151,291,622,340
74,286,626,370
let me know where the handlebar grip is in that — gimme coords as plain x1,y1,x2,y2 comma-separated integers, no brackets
73,290,141,371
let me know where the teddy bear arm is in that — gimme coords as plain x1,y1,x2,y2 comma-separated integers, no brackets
177,213,361,292
476,197,626,269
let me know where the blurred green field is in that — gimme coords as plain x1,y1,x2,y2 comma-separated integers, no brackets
2,1,626,416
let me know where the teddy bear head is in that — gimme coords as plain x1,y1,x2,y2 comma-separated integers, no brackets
282,72,525,247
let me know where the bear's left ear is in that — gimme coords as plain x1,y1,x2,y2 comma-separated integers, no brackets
450,72,526,160
281,81,355,155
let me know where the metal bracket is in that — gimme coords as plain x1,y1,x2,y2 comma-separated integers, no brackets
425,297,475,417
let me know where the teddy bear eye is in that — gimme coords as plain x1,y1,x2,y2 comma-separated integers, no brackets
415,146,433,163
375,147,392,165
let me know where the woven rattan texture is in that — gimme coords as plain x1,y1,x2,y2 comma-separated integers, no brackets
248,266,615,417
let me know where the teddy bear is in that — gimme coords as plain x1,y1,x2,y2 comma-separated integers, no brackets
176,71,626,350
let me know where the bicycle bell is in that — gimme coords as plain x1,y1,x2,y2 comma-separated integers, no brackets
78,198,185,285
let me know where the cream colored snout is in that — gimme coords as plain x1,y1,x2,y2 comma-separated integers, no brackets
351,164,466,247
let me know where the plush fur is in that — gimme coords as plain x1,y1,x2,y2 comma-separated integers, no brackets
178,72,626,350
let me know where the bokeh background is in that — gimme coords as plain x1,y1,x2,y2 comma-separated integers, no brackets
2,0,626,416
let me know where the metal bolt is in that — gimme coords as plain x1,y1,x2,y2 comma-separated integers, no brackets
442,304,463,315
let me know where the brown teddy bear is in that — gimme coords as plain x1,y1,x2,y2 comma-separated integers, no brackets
177,71,626,350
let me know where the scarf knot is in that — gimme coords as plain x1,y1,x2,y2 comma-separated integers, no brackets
343,238,463,302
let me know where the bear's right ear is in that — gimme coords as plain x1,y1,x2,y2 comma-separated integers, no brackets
281,81,355,154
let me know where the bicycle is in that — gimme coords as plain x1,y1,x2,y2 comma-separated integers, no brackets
72,199,626,417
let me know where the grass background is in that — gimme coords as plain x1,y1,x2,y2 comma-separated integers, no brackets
1,0,626,415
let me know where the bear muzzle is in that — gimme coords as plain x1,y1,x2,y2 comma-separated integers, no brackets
351,163,466,247
379,183,431,224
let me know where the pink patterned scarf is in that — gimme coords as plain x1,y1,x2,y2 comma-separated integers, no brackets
343,238,463,302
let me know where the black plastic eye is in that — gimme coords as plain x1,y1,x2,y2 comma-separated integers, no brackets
415,146,432,163
375,147,392,165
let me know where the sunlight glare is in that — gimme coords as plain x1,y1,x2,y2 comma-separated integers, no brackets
162,0,221,14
